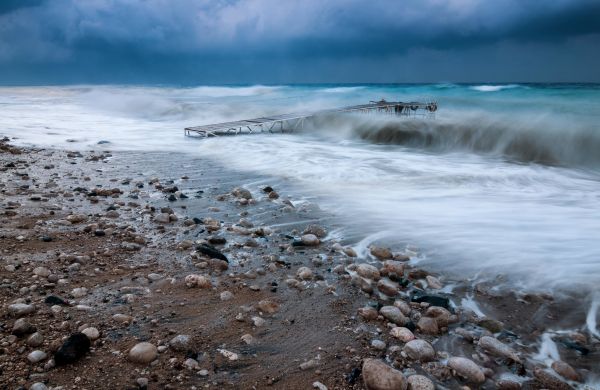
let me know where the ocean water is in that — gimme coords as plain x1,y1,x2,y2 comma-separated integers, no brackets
1,83,600,294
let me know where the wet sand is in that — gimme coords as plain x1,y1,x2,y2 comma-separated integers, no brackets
1,137,598,389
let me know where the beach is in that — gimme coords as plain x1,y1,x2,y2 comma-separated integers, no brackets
1,131,598,389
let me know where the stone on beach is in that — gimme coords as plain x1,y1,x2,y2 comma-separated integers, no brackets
358,306,379,321
416,317,439,335
33,266,51,277
370,246,393,260
379,305,408,325
129,342,158,364
184,274,211,288
362,358,407,390
257,299,280,314
406,375,435,390
54,333,91,365
301,234,320,246
533,367,573,390
381,260,405,277
390,327,415,342
404,339,435,362
303,224,327,238
8,303,35,317
297,266,313,280
81,327,100,340
27,350,47,363
377,278,399,296
12,318,36,336
169,334,191,351
232,187,253,199
551,360,581,382
478,336,521,362
356,263,380,280
448,357,485,384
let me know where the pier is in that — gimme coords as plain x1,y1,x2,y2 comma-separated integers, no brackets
184,99,437,138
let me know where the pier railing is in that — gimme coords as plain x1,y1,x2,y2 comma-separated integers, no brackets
184,99,437,138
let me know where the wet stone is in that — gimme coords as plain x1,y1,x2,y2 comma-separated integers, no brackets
8,303,36,317
169,335,191,351
448,357,485,384
406,375,435,390
362,358,407,390
379,306,408,325
404,339,435,362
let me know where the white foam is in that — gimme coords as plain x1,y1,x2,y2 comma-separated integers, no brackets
532,332,560,366
587,293,600,339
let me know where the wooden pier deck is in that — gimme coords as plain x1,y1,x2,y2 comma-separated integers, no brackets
184,100,436,137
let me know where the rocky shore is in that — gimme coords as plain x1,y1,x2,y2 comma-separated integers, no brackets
1,137,598,389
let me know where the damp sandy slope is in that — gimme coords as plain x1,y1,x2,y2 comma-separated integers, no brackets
1,137,599,390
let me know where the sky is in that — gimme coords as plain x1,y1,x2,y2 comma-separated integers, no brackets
0,0,599,84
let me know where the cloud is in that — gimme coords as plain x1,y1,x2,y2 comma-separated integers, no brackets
0,0,598,83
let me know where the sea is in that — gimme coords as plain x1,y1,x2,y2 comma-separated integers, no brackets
1,83,599,298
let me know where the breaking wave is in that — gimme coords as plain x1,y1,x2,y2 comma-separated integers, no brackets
342,113,600,168
470,84,523,92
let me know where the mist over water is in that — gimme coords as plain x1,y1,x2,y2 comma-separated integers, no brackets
2,83,600,292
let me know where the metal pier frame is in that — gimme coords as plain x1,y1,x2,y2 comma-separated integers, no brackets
184,100,437,138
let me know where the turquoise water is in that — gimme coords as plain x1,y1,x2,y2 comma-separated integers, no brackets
1,83,599,292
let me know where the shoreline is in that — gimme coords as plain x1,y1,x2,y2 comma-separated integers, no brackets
1,137,597,389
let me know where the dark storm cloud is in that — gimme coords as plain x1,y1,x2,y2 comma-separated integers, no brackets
0,0,598,83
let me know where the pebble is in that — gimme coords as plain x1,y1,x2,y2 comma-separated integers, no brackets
241,334,256,345
153,213,171,223
362,358,407,390
478,336,520,362
257,299,280,314
416,317,439,335
312,381,328,390
8,303,36,317
381,260,405,277
169,334,191,351
220,291,234,301
390,327,415,342
533,367,572,390
81,327,100,340
377,278,399,296
33,266,51,277
218,348,239,361
303,224,327,238
297,266,313,280
448,357,485,384
406,375,435,390
136,378,149,388
358,306,379,321
113,313,134,324
29,383,48,390
425,275,442,289
551,360,581,382
184,358,199,370
27,332,44,347
379,306,408,325
184,274,211,288
370,246,393,260
129,342,158,364
71,287,88,298
232,187,252,199
356,263,381,280
371,339,387,350
301,234,320,246
404,339,435,362
27,350,47,363
12,318,36,336
54,333,91,365
252,316,266,327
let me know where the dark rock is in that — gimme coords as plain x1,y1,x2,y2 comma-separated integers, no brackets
168,194,177,202
94,229,106,237
262,186,274,193
411,292,450,310
44,295,69,306
195,243,228,262
54,333,90,365
97,140,110,144
346,367,362,384
40,236,52,242
192,217,202,224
